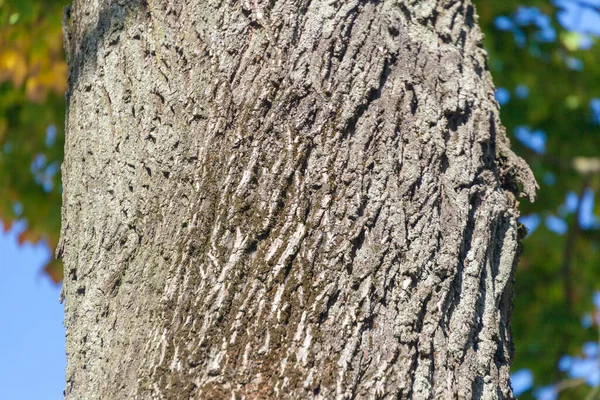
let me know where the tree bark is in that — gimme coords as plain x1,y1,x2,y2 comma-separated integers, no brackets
59,0,537,398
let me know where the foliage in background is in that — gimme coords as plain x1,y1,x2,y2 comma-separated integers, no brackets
0,0,67,282
477,1,600,398
0,0,599,397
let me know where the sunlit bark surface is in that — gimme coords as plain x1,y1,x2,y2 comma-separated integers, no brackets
60,0,536,398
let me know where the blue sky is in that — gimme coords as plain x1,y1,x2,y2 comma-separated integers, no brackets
0,222,65,399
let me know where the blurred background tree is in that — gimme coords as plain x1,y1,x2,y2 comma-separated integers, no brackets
476,1,600,398
0,0,68,282
0,0,598,398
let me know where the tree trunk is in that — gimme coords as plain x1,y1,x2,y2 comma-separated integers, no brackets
59,0,537,398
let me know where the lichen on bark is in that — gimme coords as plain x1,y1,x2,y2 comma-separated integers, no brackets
60,0,536,398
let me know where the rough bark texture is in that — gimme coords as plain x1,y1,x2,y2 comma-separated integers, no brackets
60,0,537,398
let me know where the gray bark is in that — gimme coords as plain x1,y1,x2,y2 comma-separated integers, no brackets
59,0,537,398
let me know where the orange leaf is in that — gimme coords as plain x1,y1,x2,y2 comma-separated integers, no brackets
2,218,13,232
25,76,48,103
17,227,42,245
43,259,63,284
0,49,27,87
